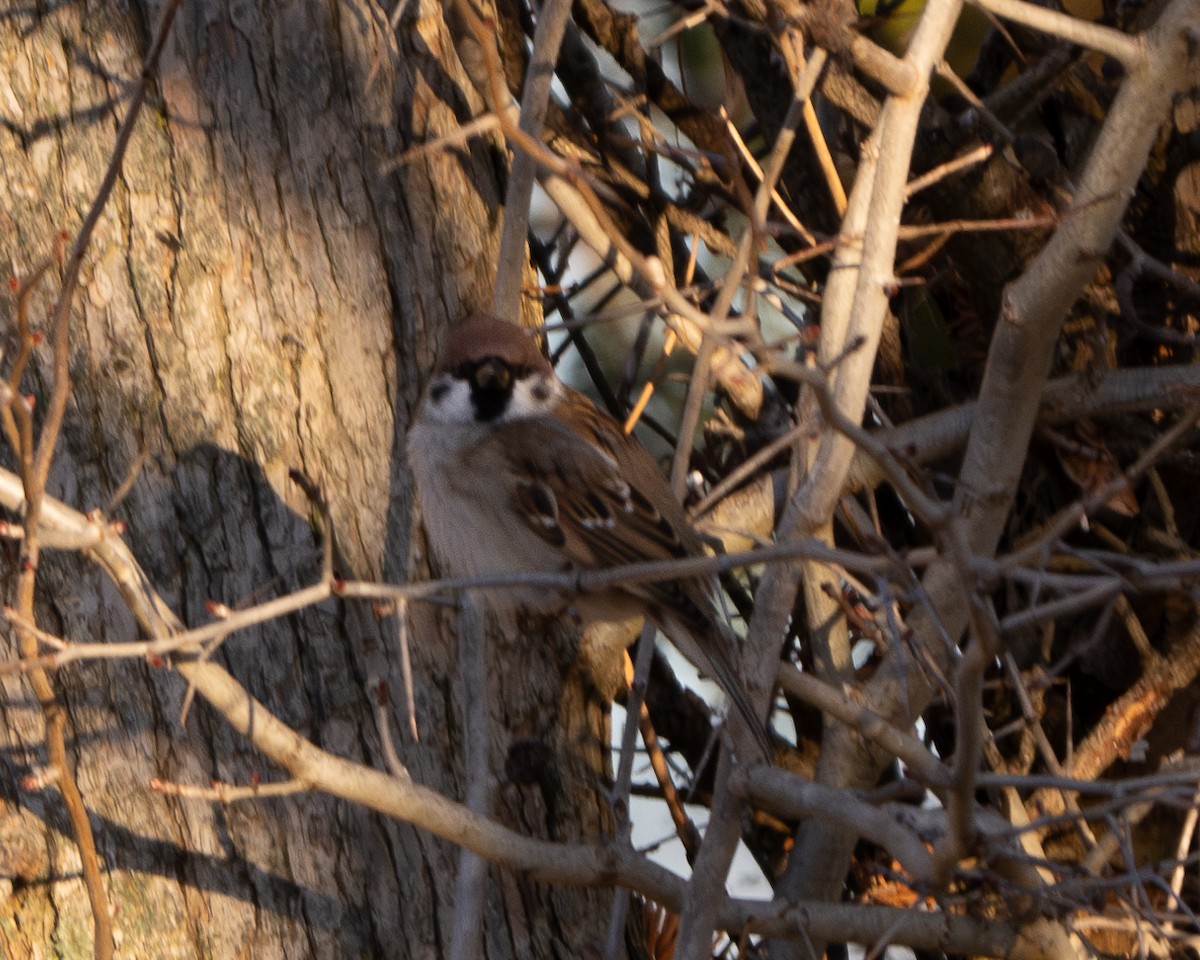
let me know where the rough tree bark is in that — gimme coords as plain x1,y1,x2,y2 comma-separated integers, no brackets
0,1,626,956
4,0,1198,954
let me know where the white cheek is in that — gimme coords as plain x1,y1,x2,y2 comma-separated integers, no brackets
421,376,476,424
501,374,562,420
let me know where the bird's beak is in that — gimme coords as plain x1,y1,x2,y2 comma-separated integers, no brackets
473,359,511,391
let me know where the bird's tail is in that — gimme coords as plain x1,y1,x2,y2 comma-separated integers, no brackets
658,609,772,760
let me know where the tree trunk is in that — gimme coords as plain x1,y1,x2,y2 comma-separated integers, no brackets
0,1,625,956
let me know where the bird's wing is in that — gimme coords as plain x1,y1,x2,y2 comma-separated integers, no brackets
491,400,771,758
494,407,695,577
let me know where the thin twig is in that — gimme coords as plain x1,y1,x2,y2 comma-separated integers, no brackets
150,777,309,803
449,596,491,960
371,677,411,779
5,4,183,957
968,0,1144,66
904,146,996,199
394,600,419,741
33,0,182,491
491,0,573,320
604,621,658,960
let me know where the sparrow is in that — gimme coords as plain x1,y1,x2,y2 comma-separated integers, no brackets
406,315,769,757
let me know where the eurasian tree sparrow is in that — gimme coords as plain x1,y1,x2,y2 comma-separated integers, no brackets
407,315,769,756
